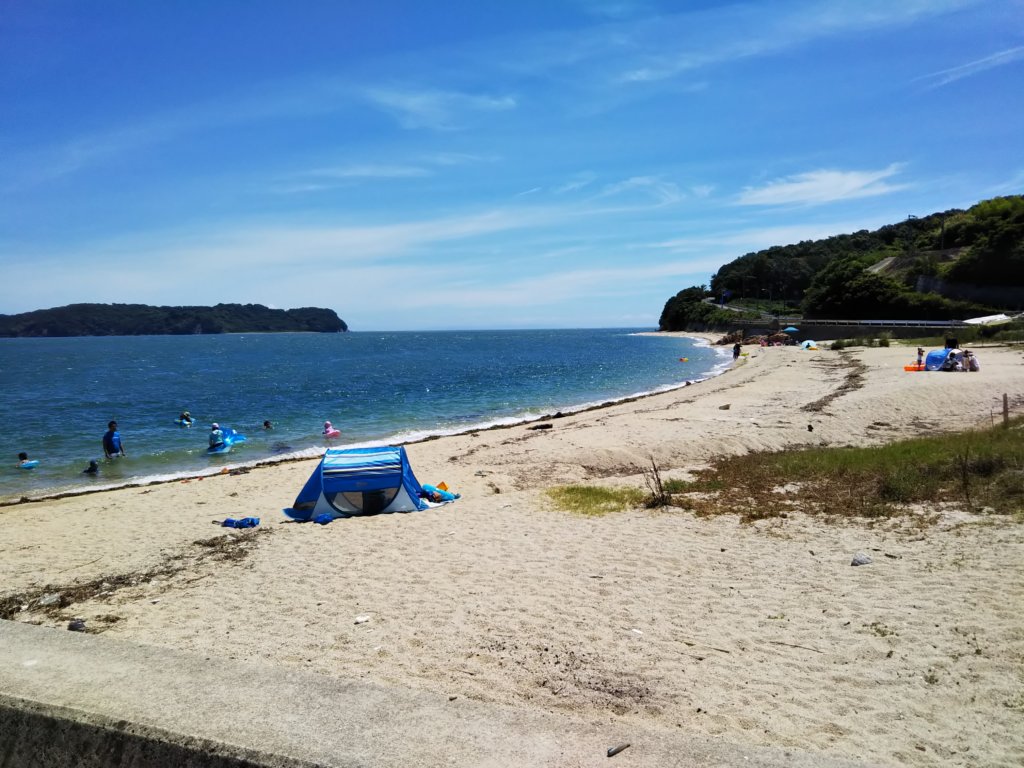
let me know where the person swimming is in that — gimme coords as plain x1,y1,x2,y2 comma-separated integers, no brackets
82,460,99,475
263,420,273,430
178,410,193,425
323,421,340,437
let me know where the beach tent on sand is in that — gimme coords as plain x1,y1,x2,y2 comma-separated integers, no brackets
284,446,428,521
924,349,951,371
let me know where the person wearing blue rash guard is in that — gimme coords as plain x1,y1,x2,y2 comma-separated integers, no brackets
209,423,225,450
102,420,125,458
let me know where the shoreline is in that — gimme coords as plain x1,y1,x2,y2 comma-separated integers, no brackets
2,341,1021,766
2,333,730,507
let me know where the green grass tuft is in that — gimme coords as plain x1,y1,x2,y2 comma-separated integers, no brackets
546,485,646,516
678,417,1024,522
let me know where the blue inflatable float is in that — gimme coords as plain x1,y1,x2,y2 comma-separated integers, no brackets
207,427,247,455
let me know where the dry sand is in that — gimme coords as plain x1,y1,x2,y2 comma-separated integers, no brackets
2,339,1023,767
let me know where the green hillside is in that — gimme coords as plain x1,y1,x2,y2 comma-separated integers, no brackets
660,195,1023,331
0,303,348,337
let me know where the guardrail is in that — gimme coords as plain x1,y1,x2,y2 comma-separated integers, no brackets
774,318,968,328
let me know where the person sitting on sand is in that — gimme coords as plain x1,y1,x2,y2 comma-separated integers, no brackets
964,350,980,372
209,423,225,449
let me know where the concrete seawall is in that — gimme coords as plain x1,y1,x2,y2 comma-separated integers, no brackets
0,621,882,767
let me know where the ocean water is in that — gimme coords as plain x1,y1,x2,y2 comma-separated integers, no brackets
0,329,728,502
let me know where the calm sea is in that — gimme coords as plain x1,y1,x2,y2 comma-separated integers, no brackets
0,329,727,502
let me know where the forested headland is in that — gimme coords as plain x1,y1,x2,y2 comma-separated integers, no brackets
0,303,347,337
659,195,1024,331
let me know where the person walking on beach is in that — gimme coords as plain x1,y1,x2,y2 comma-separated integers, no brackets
102,421,125,458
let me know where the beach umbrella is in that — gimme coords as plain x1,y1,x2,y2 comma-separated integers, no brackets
783,326,799,332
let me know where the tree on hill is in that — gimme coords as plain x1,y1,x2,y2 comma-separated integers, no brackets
0,303,348,337
661,194,1022,326
942,196,1024,285
801,256,994,320
658,286,760,331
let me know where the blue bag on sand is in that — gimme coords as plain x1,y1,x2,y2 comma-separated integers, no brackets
313,513,334,525
222,517,260,528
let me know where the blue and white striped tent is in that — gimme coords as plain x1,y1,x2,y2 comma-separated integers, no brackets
284,446,428,521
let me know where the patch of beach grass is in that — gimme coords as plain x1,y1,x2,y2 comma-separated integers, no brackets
676,417,1024,522
546,485,646,516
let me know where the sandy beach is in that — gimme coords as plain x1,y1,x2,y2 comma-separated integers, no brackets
2,339,1023,767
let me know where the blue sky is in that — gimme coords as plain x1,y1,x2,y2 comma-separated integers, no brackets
2,1,1022,330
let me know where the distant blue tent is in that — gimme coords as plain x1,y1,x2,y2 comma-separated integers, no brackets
284,446,428,521
924,349,949,371
783,326,799,332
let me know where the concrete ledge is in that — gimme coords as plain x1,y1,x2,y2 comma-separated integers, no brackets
0,621,884,767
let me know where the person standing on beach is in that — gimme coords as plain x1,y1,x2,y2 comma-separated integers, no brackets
102,420,125,458
916,347,925,366
733,342,742,360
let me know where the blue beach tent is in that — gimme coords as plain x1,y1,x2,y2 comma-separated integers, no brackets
284,446,429,521
924,349,949,371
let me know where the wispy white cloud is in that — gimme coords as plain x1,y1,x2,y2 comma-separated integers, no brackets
596,176,683,206
306,164,431,179
554,173,598,194
736,164,906,206
917,46,1024,89
983,168,1024,197
419,151,496,166
652,220,892,254
571,0,655,20
362,88,517,130
605,0,980,85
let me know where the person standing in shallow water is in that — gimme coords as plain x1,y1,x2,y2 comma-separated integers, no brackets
209,423,225,449
102,421,125,458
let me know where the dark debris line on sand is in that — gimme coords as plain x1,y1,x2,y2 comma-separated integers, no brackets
0,529,270,625
801,353,868,413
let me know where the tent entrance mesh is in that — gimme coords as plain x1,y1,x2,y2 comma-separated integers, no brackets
327,487,400,514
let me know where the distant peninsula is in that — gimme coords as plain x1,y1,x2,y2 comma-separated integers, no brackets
0,303,348,337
